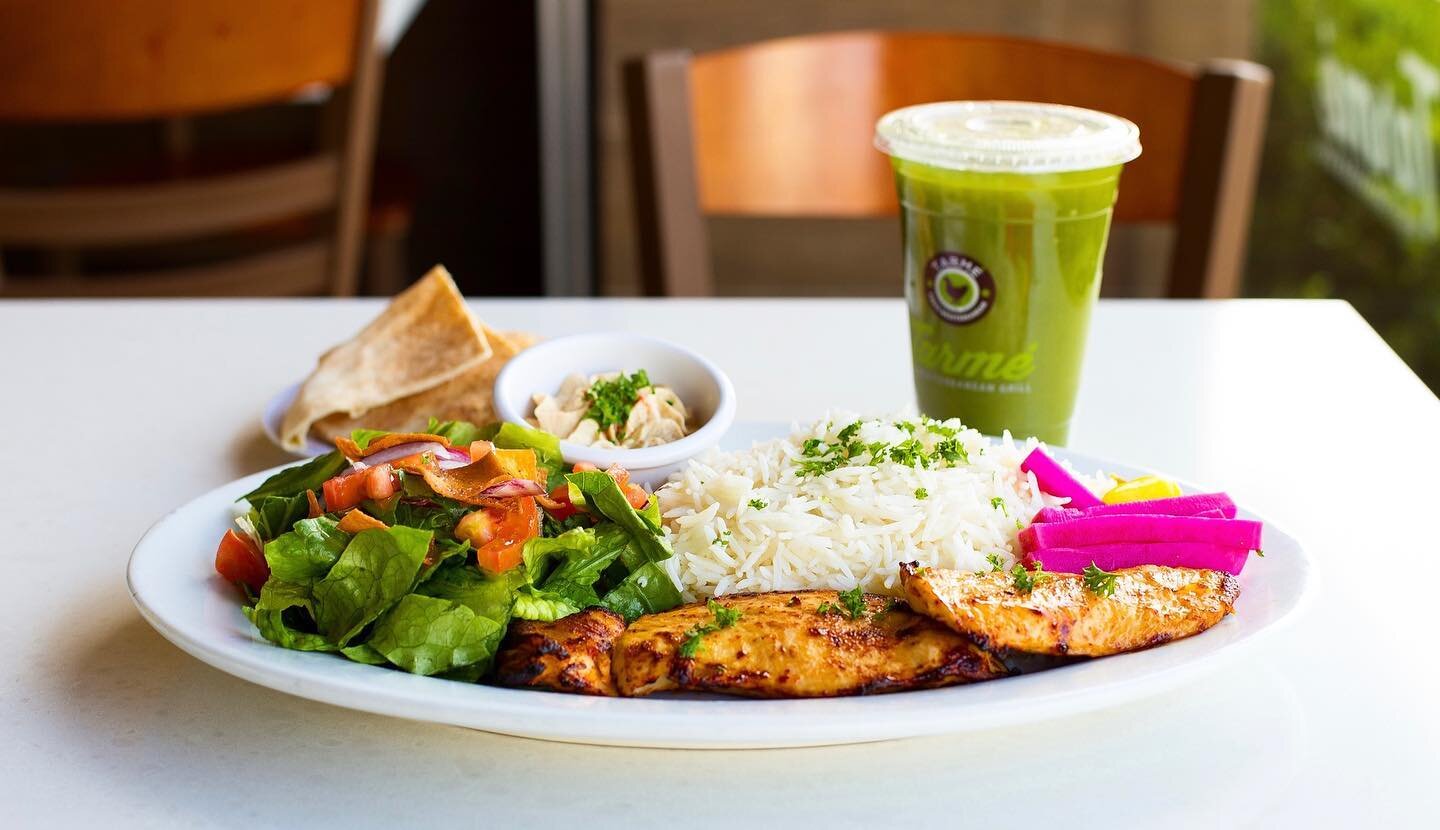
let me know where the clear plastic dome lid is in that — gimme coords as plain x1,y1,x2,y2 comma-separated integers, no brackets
874,100,1142,173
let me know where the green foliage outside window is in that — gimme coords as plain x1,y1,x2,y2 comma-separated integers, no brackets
1248,0,1440,391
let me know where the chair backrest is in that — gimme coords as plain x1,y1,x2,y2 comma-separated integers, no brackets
625,30,1271,299
0,0,382,297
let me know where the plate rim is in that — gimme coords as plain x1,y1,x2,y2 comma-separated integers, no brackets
130,423,1314,748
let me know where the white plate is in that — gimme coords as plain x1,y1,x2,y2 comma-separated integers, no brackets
261,382,331,457
129,422,1312,749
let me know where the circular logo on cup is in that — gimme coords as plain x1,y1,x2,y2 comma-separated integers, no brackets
925,252,995,325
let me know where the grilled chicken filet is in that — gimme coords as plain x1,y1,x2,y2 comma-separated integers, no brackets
612,590,1006,698
493,608,625,696
899,563,1239,657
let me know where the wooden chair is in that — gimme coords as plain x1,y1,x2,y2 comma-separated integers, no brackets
624,31,1271,299
0,0,384,297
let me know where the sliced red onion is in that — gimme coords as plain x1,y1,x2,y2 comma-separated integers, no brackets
350,441,471,468
477,478,546,498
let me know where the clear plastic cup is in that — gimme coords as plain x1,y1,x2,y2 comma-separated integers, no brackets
875,101,1141,445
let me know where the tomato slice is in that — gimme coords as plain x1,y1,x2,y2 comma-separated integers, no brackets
623,482,649,510
322,469,369,512
543,484,579,520
215,529,268,592
459,498,541,574
363,464,397,500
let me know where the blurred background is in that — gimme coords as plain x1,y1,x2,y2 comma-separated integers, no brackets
0,0,1433,391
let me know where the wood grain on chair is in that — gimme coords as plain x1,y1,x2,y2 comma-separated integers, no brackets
626,30,1271,299
0,0,383,297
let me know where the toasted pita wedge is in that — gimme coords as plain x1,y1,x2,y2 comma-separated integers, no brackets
279,266,492,450
312,323,525,444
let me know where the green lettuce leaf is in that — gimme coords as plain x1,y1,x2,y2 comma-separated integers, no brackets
639,495,662,531
244,606,336,652
426,417,487,448
418,558,525,620
594,517,646,574
418,537,471,583
520,528,596,584
253,578,314,613
438,664,486,683
599,562,684,622
512,587,583,622
367,594,505,676
509,526,637,621
245,579,335,651
567,470,672,566
248,493,311,541
340,642,390,665
408,559,525,674
242,451,348,502
538,528,627,610
394,500,472,535
350,428,390,450
263,517,348,583
312,526,432,646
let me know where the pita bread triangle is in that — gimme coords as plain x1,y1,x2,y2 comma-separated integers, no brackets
311,323,525,443
279,265,492,450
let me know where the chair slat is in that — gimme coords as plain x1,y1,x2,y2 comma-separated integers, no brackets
0,156,339,246
0,241,330,297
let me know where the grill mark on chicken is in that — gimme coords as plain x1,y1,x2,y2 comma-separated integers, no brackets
493,607,625,696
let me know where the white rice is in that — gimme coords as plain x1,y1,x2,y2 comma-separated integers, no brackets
657,412,1109,600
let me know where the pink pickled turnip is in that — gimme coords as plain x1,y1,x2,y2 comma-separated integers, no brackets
1019,448,1102,509
1019,513,1262,552
1031,492,1238,524
1023,543,1251,575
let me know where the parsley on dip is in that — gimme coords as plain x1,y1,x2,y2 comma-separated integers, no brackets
530,369,690,449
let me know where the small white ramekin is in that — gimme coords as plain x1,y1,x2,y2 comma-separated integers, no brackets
492,332,736,488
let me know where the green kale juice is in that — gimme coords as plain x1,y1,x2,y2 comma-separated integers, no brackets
875,102,1141,444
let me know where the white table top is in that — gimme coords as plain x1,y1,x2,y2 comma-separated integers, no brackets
3,298,1437,827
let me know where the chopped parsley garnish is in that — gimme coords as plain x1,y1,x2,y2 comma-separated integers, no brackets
888,438,926,468
713,530,731,548
747,498,768,510
932,437,968,465
678,599,743,658
838,586,867,620
914,487,929,500
1011,560,1049,593
990,496,1008,516
1082,562,1118,597
584,369,652,431
985,553,1005,572
793,418,974,478
819,586,871,620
